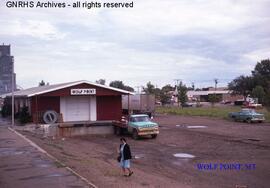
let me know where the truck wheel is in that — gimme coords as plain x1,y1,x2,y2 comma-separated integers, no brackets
132,129,139,140
246,118,252,124
114,127,122,135
151,134,157,139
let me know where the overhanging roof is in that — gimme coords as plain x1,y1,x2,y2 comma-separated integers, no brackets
187,90,231,96
1,80,134,98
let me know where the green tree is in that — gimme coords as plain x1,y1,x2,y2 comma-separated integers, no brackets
109,80,134,92
18,106,31,124
39,80,45,86
96,79,106,85
208,94,221,107
252,59,270,80
143,82,155,94
177,82,188,107
252,86,266,104
159,84,174,105
228,75,255,99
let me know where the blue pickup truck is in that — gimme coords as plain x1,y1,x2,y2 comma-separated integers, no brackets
113,114,159,139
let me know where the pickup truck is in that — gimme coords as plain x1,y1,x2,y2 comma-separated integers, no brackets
228,108,265,123
113,114,159,140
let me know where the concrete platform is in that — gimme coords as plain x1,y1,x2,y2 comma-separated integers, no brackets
0,124,95,188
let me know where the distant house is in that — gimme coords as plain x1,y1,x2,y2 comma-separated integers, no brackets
187,88,243,102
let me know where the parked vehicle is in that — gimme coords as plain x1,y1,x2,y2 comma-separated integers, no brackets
122,94,155,117
228,108,265,123
113,114,159,140
182,102,193,107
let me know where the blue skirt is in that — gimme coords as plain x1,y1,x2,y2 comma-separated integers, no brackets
120,159,130,168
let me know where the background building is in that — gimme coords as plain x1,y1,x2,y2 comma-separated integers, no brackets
0,44,16,95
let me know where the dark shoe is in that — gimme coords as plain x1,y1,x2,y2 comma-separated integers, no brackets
128,171,133,176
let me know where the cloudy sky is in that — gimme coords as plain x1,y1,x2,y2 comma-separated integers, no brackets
0,0,270,89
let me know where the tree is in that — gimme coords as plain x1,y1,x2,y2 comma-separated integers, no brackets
109,80,134,92
161,84,174,93
252,59,270,90
96,79,106,85
177,82,188,107
229,59,270,107
39,80,45,86
208,94,221,107
18,106,31,124
159,84,174,105
228,75,255,99
252,86,266,104
143,82,155,94
252,59,270,80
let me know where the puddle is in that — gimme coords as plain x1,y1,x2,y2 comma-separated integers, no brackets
168,144,177,147
35,163,52,168
4,166,32,171
0,148,25,156
134,154,145,159
247,139,260,142
0,139,16,144
187,126,207,129
173,153,195,159
19,173,72,180
160,126,170,130
172,159,190,166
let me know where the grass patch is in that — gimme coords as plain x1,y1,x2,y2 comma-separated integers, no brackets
156,106,270,122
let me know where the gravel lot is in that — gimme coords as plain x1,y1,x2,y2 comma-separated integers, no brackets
21,115,270,188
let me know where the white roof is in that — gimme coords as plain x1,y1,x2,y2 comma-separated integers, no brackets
187,90,231,97
1,80,134,98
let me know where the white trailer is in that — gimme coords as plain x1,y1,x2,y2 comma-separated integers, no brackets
122,94,155,116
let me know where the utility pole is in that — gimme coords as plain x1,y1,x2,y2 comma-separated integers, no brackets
213,78,218,105
174,79,181,87
192,82,195,90
214,78,218,90
173,79,181,106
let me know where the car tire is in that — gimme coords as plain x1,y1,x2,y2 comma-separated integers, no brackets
232,116,237,122
132,129,139,140
246,118,252,124
258,121,262,123
151,134,157,139
114,127,122,136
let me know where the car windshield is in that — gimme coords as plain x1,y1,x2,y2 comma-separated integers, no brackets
131,116,150,122
241,109,255,114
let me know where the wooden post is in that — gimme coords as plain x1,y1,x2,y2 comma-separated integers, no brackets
128,93,130,115
35,95,38,124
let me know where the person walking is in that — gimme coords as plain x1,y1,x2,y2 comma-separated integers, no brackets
118,137,133,177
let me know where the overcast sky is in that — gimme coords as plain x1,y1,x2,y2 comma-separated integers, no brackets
0,0,270,89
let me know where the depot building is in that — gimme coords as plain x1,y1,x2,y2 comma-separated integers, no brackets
2,80,132,123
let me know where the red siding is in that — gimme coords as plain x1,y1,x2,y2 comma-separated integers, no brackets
31,96,60,113
40,83,125,97
97,96,122,121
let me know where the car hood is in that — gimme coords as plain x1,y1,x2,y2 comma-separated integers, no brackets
130,122,158,127
251,112,264,116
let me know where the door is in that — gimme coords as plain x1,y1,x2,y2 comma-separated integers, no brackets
60,96,96,122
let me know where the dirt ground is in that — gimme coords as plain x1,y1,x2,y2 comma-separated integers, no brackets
20,115,270,188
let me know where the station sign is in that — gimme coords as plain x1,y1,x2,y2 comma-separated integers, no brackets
70,88,96,95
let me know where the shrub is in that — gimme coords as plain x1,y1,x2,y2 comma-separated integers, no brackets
18,106,31,124
1,104,11,117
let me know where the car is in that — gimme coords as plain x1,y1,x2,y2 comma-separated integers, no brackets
228,108,265,123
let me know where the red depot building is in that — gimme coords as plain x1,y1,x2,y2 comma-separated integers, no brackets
2,80,132,124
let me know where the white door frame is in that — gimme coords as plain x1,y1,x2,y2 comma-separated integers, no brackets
60,96,97,122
